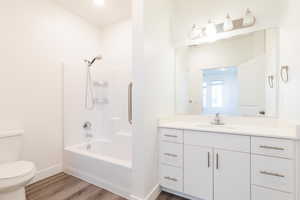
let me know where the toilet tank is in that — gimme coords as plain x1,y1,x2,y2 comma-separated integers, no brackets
0,130,24,164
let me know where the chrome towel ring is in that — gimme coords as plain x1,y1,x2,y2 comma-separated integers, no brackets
268,75,274,88
281,65,289,83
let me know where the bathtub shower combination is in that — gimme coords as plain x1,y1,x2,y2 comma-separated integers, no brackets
63,53,133,198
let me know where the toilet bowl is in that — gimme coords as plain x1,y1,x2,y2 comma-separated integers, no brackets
0,161,36,200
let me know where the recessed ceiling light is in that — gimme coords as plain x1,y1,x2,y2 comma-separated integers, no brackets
94,0,105,6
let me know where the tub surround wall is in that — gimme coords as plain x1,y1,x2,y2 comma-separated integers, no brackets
0,0,102,183
63,17,132,200
63,19,132,148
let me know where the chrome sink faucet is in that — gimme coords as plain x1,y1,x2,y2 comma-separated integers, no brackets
211,113,225,125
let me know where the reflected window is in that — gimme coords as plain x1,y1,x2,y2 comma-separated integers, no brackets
202,82,207,108
211,81,224,108
202,67,238,115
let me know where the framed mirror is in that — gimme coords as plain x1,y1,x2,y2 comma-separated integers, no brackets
175,28,279,117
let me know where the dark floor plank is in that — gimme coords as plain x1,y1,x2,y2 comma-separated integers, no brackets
156,192,187,200
26,173,184,200
26,173,123,200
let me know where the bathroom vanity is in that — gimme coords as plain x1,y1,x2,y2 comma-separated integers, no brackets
158,117,300,200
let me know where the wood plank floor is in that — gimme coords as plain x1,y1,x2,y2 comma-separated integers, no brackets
26,173,186,200
156,192,187,200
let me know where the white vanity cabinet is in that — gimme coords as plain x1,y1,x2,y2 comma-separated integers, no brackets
213,150,250,200
159,128,184,192
184,145,213,200
184,147,250,200
183,131,250,200
250,136,295,200
159,128,298,200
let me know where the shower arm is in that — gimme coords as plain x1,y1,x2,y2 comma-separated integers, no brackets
84,55,103,67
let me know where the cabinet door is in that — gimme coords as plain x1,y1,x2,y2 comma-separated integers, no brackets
184,145,213,200
214,150,250,200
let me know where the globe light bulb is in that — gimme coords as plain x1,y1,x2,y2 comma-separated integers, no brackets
223,14,234,31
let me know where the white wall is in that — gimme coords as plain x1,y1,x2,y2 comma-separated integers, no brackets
63,19,132,147
131,0,175,198
0,0,102,182
279,0,300,120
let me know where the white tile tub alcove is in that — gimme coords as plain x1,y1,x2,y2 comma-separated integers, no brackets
63,18,133,199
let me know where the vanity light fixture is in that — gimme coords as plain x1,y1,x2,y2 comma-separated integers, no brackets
188,10,256,45
243,8,255,26
94,0,105,6
223,14,234,31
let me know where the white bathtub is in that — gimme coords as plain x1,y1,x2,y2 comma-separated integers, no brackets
64,133,132,198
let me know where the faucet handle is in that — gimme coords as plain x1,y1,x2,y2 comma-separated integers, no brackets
83,121,92,130
212,113,224,125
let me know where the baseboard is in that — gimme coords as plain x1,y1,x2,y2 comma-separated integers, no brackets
31,163,63,184
161,187,201,200
64,166,131,199
145,184,161,200
130,184,161,200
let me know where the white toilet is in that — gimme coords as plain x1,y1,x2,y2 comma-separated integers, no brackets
0,130,36,200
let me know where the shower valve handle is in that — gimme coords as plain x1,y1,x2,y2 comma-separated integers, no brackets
83,121,92,130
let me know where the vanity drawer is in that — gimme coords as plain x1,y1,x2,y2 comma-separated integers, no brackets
252,186,292,200
252,155,294,192
160,142,183,167
251,137,295,159
160,129,183,143
160,164,183,192
184,131,250,152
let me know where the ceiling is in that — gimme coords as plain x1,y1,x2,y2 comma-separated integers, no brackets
54,0,131,28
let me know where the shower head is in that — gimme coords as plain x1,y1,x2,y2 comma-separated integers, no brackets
84,55,102,67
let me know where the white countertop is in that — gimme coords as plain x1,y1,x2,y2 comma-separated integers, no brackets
159,116,300,140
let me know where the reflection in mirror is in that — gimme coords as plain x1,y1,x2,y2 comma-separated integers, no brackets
202,67,239,115
176,28,278,117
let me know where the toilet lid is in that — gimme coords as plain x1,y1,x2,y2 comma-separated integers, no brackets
0,161,35,179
